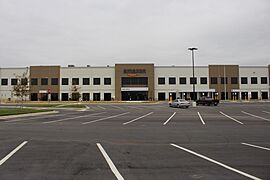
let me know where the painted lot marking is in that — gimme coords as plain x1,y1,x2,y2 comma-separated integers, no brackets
242,142,270,151
163,112,176,125
241,111,270,122
43,112,106,124
262,111,270,115
219,111,244,124
170,143,262,180
4,112,83,123
110,105,123,110
197,112,205,125
98,106,106,110
0,141,28,166
82,112,130,125
96,143,124,180
123,112,153,125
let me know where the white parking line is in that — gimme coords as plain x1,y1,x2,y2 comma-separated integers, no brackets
0,141,28,166
241,111,270,122
82,112,130,125
219,111,244,124
4,112,82,123
43,112,106,124
123,112,153,125
96,143,124,180
110,105,123,110
262,111,270,115
98,106,106,110
170,143,262,180
241,142,270,151
197,112,205,125
163,112,176,125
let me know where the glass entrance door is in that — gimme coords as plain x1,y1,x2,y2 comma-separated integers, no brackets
121,91,148,101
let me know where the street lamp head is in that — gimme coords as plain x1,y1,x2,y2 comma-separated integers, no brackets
188,47,198,51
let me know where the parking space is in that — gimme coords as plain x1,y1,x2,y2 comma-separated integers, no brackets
0,102,269,179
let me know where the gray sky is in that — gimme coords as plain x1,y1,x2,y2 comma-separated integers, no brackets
0,0,269,67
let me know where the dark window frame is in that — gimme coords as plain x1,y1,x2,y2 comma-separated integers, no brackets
158,77,165,85
261,77,267,84
1,79,8,86
179,77,186,85
41,78,48,85
241,77,248,84
72,78,79,85
190,77,197,84
200,77,207,84
83,78,90,85
211,77,218,84
51,78,58,85
169,77,176,85
62,78,69,85
104,78,111,85
231,77,238,84
93,78,101,85
11,78,18,85
251,77,257,84
31,78,38,85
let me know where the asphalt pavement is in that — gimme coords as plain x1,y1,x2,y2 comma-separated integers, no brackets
0,102,269,180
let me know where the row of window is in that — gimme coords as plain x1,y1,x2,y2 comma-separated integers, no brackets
1,76,268,86
158,77,208,85
157,77,268,85
0,78,112,86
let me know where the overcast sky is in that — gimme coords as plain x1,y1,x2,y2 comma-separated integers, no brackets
0,0,269,67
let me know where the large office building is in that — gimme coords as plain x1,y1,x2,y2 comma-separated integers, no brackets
0,64,269,101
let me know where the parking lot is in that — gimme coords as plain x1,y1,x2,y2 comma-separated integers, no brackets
0,102,269,180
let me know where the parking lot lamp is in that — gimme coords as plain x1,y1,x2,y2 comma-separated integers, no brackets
188,47,198,100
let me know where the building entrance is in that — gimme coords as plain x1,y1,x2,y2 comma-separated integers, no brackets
121,91,148,101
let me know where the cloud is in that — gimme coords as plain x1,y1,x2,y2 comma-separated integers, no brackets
0,0,269,67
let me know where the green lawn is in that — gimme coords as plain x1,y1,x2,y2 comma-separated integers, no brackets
58,104,86,108
0,108,51,116
28,104,61,107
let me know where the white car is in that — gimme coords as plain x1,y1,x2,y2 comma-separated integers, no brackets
169,99,190,108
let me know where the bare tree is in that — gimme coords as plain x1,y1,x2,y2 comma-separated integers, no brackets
70,85,81,101
12,68,30,106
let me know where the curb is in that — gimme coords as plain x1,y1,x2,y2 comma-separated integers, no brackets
0,110,59,120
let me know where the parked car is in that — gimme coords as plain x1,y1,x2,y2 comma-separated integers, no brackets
169,99,190,108
196,97,219,106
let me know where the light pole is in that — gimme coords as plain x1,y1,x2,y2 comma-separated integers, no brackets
188,47,198,100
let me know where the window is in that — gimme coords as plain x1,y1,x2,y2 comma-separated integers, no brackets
31,78,38,85
93,78,100,85
72,78,79,85
211,77,217,84
122,77,148,86
231,77,238,84
51,78,58,85
1,79,8,86
221,77,228,84
190,77,197,84
104,78,111,85
179,77,186,84
158,77,165,85
83,78,90,85
11,79,18,85
62,78,69,85
200,77,207,84
169,77,176,85
21,78,28,85
241,77,248,84
251,77,257,84
261,77,267,84
41,78,48,85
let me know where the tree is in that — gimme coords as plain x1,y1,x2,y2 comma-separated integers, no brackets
70,85,81,101
12,68,30,106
